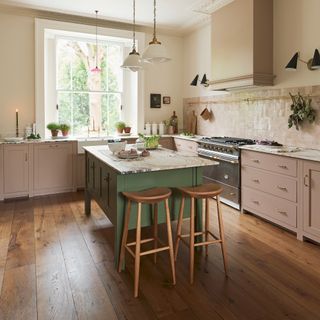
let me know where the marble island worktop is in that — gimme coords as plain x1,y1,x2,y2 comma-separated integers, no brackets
83,145,217,174
240,144,320,162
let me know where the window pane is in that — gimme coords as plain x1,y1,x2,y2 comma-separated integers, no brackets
73,93,89,137
107,45,123,92
57,92,72,125
56,39,72,90
101,93,121,134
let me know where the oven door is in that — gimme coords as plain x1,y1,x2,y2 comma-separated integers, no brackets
201,157,240,209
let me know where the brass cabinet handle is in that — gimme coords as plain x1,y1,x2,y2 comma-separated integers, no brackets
252,179,260,183
304,175,309,187
278,165,288,169
278,210,288,216
229,192,236,196
277,186,288,191
252,159,260,163
252,200,260,205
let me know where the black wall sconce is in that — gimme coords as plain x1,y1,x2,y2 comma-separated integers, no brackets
190,74,209,87
286,49,320,71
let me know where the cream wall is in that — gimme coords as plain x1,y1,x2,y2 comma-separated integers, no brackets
0,10,184,138
143,33,183,126
0,12,35,137
182,23,211,99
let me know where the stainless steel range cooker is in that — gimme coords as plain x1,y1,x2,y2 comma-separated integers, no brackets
198,137,255,210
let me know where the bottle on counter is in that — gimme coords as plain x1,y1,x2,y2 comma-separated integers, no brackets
170,111,178,134
159,122,165,135
152,123,158,135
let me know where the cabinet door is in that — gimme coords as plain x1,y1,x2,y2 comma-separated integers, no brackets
303,161,320,239
0,145,3,200
33,142,73,195
4,144,29,196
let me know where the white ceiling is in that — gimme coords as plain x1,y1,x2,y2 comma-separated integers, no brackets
2,0,233,34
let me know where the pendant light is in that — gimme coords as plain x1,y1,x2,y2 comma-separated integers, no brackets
142,0,171,64
91,10,101,73
121,0,143,72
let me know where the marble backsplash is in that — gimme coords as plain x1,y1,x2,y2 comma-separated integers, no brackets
183,85,320,149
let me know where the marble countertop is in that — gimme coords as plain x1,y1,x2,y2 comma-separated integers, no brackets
240,145,320,162
83,145,218,174
0,138,77,145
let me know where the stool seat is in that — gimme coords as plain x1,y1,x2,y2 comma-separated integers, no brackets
177,183,223,198
122,187,172,204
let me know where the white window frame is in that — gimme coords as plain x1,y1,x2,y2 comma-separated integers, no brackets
35,18,145,138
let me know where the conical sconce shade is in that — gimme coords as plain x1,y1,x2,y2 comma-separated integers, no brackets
285,52,299,70
311,49,320,70
200,74,208,86
190,75,199,86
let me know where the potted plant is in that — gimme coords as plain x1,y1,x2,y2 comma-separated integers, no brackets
60,123,71,137
124,126,131,134
115,121,126,134
46,122,60,137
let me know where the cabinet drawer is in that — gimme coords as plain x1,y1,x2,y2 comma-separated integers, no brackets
242,187,297,228
242,166,297,202
241,150,297,177
174,138,198,153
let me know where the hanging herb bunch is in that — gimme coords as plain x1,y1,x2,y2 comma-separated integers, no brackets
288,92,316,130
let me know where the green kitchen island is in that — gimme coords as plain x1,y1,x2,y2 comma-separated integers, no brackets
83,145,217,268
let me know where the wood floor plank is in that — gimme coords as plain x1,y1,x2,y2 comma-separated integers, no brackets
50,194,118,320
0,264,37,320
35,208,78,320
6,201,35,270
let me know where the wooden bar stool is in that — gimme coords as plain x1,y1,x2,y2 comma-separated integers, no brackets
118,187,176,298
175,183,228,284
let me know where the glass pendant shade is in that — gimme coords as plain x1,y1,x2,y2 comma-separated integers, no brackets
91,10,101,73
142,0,171,64
142,41,170,64
121,49,143,72
121,0,143,71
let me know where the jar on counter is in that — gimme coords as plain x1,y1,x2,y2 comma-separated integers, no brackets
145,123,151,135
135,137,145,151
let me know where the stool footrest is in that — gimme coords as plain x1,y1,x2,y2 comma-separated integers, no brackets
125,245,170,258
194,239,222,247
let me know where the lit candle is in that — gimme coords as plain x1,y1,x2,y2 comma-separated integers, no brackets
16,109,19,137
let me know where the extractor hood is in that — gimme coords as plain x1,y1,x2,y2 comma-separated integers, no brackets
208,0,274,91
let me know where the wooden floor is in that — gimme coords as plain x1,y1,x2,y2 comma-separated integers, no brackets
0,192,320,320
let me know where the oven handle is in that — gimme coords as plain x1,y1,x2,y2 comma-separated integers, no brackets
198,153,239,164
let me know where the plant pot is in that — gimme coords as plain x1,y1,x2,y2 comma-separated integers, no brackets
124,127,131,134
117,128,124,134
51,129,59,137
61,130,69,137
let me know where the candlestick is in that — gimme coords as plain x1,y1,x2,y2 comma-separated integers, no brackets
16,109,19,137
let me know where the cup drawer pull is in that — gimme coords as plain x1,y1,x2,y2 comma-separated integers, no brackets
252,159,260,163
278,210,288,216
278,165,288,169
252,179,260,183
252,200,260,205
277,186,288,191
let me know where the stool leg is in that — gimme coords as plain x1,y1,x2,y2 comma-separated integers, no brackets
118,200,131,273
153,203,158,264
216,196,228,276
190,197,195,284
165,199,176,285
174,196,185,261
134,202,142,298
205,198,209,257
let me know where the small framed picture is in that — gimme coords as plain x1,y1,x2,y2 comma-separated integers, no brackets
150,94,161,108
163,96,171,104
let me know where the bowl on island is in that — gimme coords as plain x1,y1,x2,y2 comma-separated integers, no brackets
108,141,126,154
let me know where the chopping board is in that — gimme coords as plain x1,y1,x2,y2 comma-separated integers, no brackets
187,111,197,134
